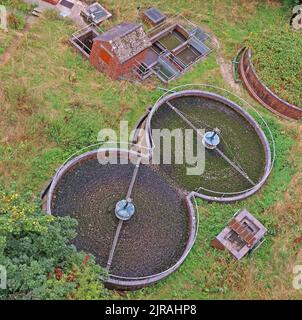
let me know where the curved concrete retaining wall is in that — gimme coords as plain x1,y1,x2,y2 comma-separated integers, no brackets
239,47,302,120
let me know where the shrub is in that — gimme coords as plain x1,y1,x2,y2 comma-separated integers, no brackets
7,12,26,30
0,188,108,300
247,24,302,107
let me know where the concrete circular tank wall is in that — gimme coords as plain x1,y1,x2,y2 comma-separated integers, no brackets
144,90,272,202
46,149,197,290
239,47,302,120
44,89,273,290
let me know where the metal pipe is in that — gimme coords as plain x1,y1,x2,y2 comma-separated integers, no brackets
106,157,142,271
106,220,123,270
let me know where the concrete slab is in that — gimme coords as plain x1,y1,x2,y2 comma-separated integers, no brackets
23,0,87,27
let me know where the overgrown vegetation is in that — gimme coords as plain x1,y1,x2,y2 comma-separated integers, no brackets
248,25,302,107
1,0,33,13
0,0,302,300
0,188,108,300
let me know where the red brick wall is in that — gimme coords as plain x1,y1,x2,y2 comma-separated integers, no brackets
239,48,302,120
90,40,148,80
43,0,60,5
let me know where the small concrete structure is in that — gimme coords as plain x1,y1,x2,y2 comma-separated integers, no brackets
291,5,302,30
80,2,112,25
25,0,87,26
212,209,267,260
143,7,166,26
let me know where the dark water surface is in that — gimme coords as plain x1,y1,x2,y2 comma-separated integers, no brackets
150,96,267,195
51,157,190,277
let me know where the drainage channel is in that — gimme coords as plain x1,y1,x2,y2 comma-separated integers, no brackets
166,101,256,186
106,157,142,271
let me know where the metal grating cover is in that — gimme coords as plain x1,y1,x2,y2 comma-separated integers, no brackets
191,27,208,42
88,3,108,20
189,38,210,56
60,0,74,9
213,209,267,260
144,7,166,25
81,2,112,24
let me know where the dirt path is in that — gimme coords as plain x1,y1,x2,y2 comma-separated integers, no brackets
0,16,36,68
217,55,242,95
0,16,37,109
212,36,242,95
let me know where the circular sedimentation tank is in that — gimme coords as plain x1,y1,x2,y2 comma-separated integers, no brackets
145,90,272,202
47,149,196,290
46,89,272,290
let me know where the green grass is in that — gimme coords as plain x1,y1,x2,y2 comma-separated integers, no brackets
0,0,33,54
0,1,302,299
1,0,33,13
0,31,14,54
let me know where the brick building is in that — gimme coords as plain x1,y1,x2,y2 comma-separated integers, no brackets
89,22,151,80
70,15,213,83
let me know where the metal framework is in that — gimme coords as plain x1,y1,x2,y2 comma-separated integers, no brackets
69,23,103,57
133,14,214,83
